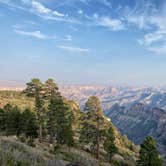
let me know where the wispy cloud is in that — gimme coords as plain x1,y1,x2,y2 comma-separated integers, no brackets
139,30,166,46
12,23,72,41
148,43,166,55
84,12,125,31
98,17,125,31
64,35,72,41
55,0,112,9
2,0,166,55
12,24,25,29
138,30,166,55
23,20,37,25
21,0,80,23
30,1,64,17
123,0,156,29
78,9,83,15
22,0,71,22
0,0,122,31
0,0,78,23
69,26,78,31
14,29,50,40
58,45,89,53
83,12,125,31
101,0,112,9
122,1,166,54
0,0,26,10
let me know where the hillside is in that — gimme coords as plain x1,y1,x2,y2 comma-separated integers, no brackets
0,87,139,166
1,87,166,159
60,86,166,158
0,90,34,110
0,126,139,166
105,103,166,158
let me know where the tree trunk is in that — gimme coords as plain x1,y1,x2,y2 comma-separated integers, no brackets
39,123,42,143
49,133,53,144
96,116,100,160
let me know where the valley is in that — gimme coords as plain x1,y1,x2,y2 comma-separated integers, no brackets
60,85,166,158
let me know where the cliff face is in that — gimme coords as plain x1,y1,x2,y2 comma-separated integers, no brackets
60,86,166,158
105,103,166,158
60,85,166,110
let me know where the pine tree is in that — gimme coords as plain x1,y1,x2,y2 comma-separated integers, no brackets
80,96,104,159
104,126,117,162
47,94,60,143
0,108,5,133
63,122,74,150
47,92,74,147
21,109,38,142
24,79,45,143
137,136,163,166
43,78,59,99
43,79,59,143
4,105,21,136
13,106,21,136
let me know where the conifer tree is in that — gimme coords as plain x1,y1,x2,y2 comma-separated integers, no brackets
63,122,74,150
3,104,21,136
21,109,38,142
0,108,5,133
137,136,163,166
47,91,74,147
43,78,59,99
13,106,21,136
80,96,104,159
104,126,117,162
47,94,59,143
44,79,59,143
24,79,44,143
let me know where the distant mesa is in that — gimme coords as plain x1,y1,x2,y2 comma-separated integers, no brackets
0,80,24,90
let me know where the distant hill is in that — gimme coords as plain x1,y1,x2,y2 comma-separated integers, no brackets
60,85,166,110
105,103,166,158
1,85,166,159
0,80,24,90
2,83,166,110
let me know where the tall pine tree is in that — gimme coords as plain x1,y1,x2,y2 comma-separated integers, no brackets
137,136,163,166
47,88,74,147
24,79,44,143
21,109,38,143
104,126,117,162
0,108,5,133
80,96,104,159
3,104,21,136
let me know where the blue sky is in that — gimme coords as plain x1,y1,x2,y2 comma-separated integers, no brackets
0,0,166,86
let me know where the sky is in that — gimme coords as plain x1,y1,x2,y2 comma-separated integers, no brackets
0,0,166,86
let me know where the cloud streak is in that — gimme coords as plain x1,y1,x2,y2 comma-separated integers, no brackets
98,17,125,31
58,45,89,53
22,0,75,22
14,29,51,40
64,35,72,41
30,1,65,17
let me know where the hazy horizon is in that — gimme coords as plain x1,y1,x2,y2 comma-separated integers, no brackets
1,79,166,89
1,0,166,86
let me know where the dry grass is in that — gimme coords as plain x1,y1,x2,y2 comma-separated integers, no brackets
0,136,65,166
